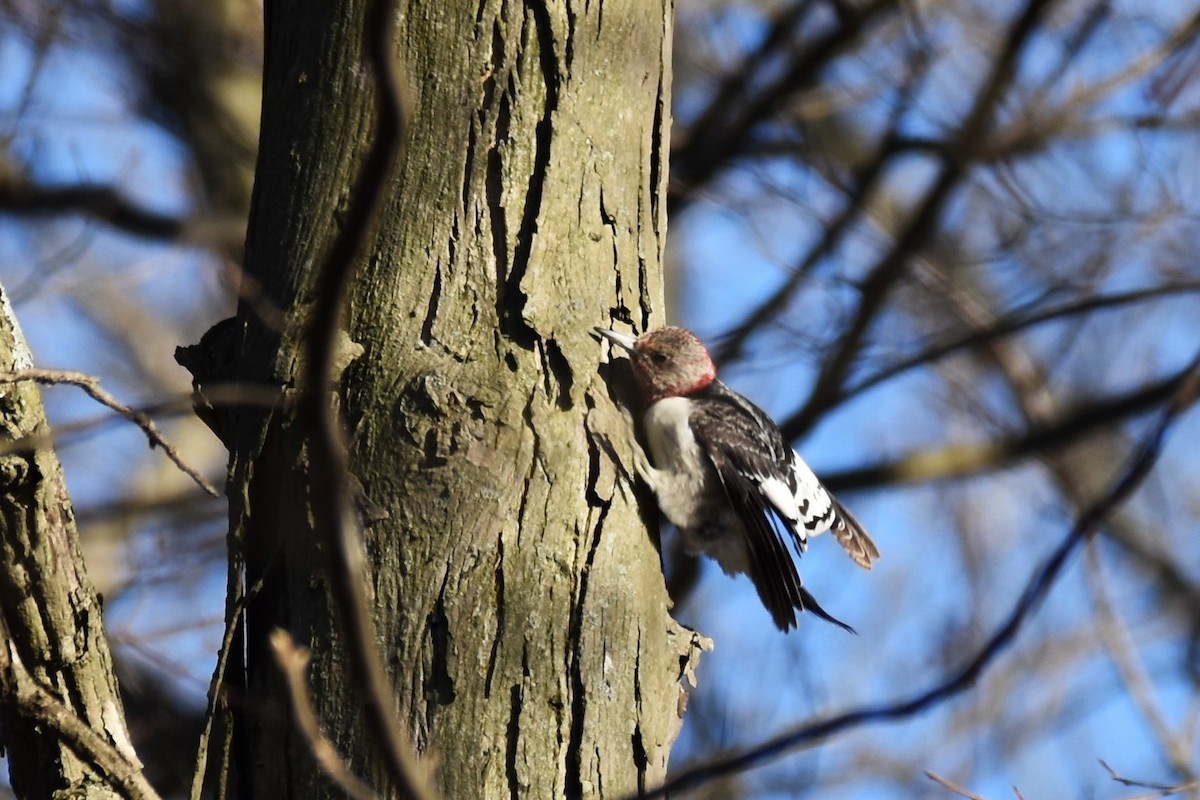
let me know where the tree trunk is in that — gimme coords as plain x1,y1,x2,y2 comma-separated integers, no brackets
212,0,704,796
0,288,142,799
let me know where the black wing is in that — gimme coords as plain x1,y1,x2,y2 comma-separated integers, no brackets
692,383,853,632
710,455,853,632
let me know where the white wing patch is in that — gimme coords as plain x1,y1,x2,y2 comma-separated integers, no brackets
758,475,800,523
758,471,810,553
791,451,836,536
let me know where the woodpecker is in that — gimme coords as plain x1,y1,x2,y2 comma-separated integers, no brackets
596,325,879,632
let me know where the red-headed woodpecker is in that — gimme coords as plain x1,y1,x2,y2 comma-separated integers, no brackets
596,325,879,632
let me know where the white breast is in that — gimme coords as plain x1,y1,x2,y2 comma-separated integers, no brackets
642,397,711,530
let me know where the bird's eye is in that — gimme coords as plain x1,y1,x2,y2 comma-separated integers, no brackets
648,352,668,364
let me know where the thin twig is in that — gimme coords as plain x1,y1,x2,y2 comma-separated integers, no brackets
1102,759,1178,789
632,350,1200,800
925,770,988,800
1101,759,1200,798
1122,784,1200,800
0,382,281,466
0,368,219,497
270,630,380,800
188,551,274,800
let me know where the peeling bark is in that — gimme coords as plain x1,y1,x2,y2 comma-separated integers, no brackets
198,0,706,797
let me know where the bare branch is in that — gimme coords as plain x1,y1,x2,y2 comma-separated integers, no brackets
837,281,1200,405
1089,551,1200,782
0,630,162,800
1088,554,1198,785
781,0,1061,439
711,127,892,367
0,368,219,497
0,176,245,248
670,0,898,213
925,770,988,800
1101,759,1200,798
823,364,1190,491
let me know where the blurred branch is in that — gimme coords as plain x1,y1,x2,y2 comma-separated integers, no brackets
76,487,221,523
0,368,219,497
780,0,1060,439
1086,547,1198,784
712,92,924,366
928,247,1200,658
823,363,1191,491
636,350,1200,800
837,281,1200,405
1102,526,1200,641
989,9,1200,159
0,175,245,248
270,631,380,800
669,0,898,214
673,0,813,168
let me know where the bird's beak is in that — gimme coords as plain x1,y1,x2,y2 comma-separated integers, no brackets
594,327,638,353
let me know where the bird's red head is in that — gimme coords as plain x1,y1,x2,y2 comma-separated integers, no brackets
596,326,716,402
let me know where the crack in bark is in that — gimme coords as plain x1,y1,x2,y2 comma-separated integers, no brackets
649,63,666,238
630,624,648,795
541,337,574,410
564,2,577,70
636,180,652,333
565,437,611,798
485,10,516,341
424,567,457,736
505,644,529,800
487,76,513,331
582,398,605,506
598,187,634,326
498,0,561,346
512,390,541,553
484,531,506,697
419,262,442,345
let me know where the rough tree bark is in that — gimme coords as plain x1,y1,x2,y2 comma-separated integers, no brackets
0,287,146,799
190,0,705,797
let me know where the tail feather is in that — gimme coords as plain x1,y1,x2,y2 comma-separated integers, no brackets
831,497,880,570
798,586,856,634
